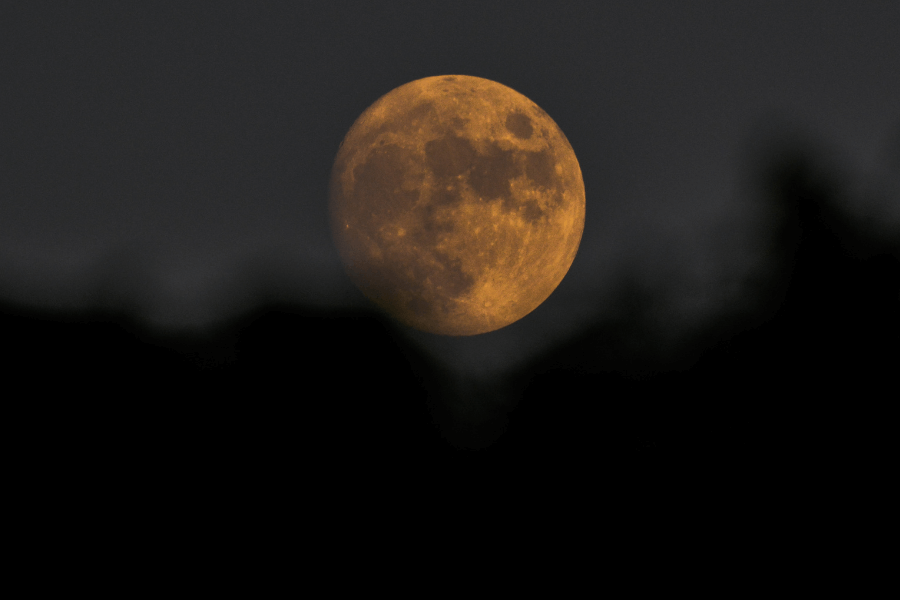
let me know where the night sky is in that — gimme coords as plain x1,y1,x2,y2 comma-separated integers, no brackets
3,0,898,491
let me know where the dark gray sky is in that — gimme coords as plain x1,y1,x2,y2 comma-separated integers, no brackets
2,1,898,376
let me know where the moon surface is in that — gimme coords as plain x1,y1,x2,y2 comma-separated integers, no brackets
329,75,585,336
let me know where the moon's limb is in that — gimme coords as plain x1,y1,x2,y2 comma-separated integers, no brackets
330,75,585,335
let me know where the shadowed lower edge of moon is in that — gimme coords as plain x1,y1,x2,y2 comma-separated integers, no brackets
330,76,585,336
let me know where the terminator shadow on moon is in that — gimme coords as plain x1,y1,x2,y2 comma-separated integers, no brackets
329,75,585,336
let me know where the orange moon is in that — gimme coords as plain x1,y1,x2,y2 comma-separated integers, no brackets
329,75,585,336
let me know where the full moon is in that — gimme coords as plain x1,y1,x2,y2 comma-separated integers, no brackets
329,75,585,336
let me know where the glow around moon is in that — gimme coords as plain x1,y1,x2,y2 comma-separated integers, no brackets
329,75,585,336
